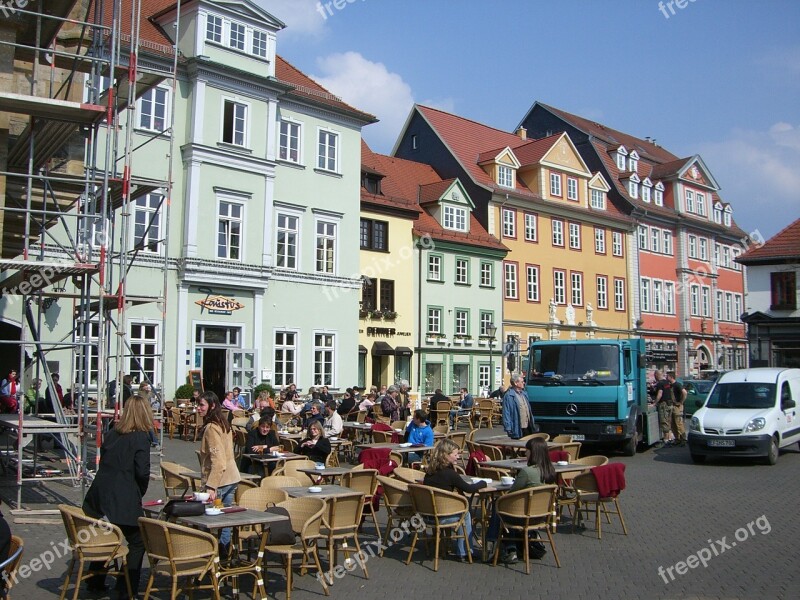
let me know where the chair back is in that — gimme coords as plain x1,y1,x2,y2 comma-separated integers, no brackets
59,504,126,559
234,479,258,503
447,430,467,449
356,410,367,424
476,443,503,461
519,432,550,442
390,420,407,431
160,461,192,497
574,455,608,467
325,493,365,535
495,484,557,525
407,484,468,522
388,451,404,467
392,466,424,484
551,434,573,443
371,430,391,443
475,464,510,480
432,424,448,435
231,417,250,429
138,516,217,566
260,475,303,489
280,437,298,453
376,475,411,512
276,497,326,538
239,486,288,510
341,468,378,497
0,535,23,587
281,459,318,484
561,442,582,462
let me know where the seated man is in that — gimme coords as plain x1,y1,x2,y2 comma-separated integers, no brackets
303,401,325,430
322,400,343,438
449,387,474,429
240,416,281,475
336,390,356,417
405,409,434,465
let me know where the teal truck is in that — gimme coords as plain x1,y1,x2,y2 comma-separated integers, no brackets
525,338,659,455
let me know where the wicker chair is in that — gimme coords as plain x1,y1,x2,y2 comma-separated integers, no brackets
160,461,194,498
260,475,303,489
340,468,381,538
138,517,221,600
390,420,408,432
58,505,132,600
573,455,609,467
572,464,628,539
370,430,392,443
355,411,367,424
0,535,23,597
392,466,424,484
375,476,414,556
321,492,369,581
551,434,573,443
264,497,329,600
476,443,503,461
405,484,472,571
475,399,495,429
432,423,449,436
280,459,318,485
236,487,289,557
281,437,298,453
519,432,550,442
475,464,510,481
234,479,258,504
389,451,404,468
561,442,582,462
434,401,450,427
491,485,561,572
181,411,201,442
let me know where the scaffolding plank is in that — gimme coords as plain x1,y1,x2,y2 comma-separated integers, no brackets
0,92,104,123
0,261,98,295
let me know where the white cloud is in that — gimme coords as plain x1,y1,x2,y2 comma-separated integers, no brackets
311,52,417,153
699,124,800,239
252,0,326,37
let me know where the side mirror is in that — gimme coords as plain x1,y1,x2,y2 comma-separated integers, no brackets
782,398,796,410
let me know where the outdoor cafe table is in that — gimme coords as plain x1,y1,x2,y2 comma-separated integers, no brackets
480,436,566,451
181,469,262,482
482,458,590,475
283,484,364,500
244,451,305,464
296,466,351,483
355,442,435,453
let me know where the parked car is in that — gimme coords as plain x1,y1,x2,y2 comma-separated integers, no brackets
688,368,800,465
680,378,714,417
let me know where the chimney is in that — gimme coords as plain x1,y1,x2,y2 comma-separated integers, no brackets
515,127,527,140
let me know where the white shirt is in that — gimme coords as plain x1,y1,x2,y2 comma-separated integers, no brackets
323,411,343,437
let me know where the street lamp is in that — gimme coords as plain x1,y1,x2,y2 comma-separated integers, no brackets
487,322,498,394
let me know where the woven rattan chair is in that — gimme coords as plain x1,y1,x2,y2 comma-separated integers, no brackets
376,476,414,556
280,459,318,485
58,505,132,600
476,400,494,429
233,479,259,504
573,455,609,467
561,442,582,462
491,484,561,572
160,461,194,498
476,443,503,461
166,408,181,440
138,516,221,600
231,417,250,429
551,434,573,443
572,464,628,539
392,466,424,484
434,401,450,427
475,464,510,480
260,475,303,489
182,410,201,441
340,468,381,538
390,420,407,432
370,430,391,443
321,492,369,581
0,534,23,597
405,484,472,571
265,497,329,600
453,405,474,431
237,487,289,557
432,423,449,436
519,432,550,442
355,411,367,424
388,451,404,468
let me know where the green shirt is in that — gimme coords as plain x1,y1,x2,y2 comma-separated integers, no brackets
509,465,543,492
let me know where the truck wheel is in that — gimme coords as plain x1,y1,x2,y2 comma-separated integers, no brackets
621,432,637,457
690,453,706,464
766,435,779,465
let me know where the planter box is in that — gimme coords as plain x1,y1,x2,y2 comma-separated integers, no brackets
437,338,448,345
478,340,488,346
464,339,474,346
425,337,437,344
452,338,463,345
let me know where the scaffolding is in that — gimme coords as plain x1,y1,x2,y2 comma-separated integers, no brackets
0,0,177,510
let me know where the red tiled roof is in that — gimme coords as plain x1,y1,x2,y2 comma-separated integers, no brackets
513,133,564,167
361,142,440,202
738,218,800,263
650,157,693,180
413,212,507,253
418,180,455,204
91,0,176,56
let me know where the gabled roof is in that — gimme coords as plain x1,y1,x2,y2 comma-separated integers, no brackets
418,180,456,204
737,218,800,264
514,132,568,167
413,212,507,253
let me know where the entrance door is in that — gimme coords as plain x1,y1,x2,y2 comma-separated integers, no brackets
228,348,258,403
202,348,227,399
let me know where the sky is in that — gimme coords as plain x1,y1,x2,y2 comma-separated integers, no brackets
254,0,800,241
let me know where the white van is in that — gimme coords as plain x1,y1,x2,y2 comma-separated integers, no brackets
688,368,800,465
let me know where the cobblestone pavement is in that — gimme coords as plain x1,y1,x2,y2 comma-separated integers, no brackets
1,425,796,600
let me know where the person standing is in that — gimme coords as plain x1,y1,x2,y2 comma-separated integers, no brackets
654,370,674,447
667,372,687,446
83,394,153,598
197,391,241,556
502,375,536,439
380,385,401,421
398,380,411,420
24,378,42,414
44,373,64,414
0,369,19,413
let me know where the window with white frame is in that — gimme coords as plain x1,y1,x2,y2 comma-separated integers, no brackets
714,243,721,267
571,272,583,306
504,262,518,299
274,331,296,387
688,235,697,258
455,310,468,336
654,186,664,206
276,213,299,269
279,120,301,163
217,200,243,260
75,320,100,388
734,294,742,322
502,208,516,238
696,192,706,216
134,193,162,253
690,285,700,316
550,172,562,196
129,322,158,385
138,86,169,132
478,364,490,390
317,130,339,172
205,13,270,59
699,237,708,261
428,254,442,281
498,165,513,188
616,151,626,170
552,219,564,247
612,231,623,257
614,278,625,311
526,265,539,302
716,291,723,321
206,14,222,43
596,276,608,309
723,208,732,227
641,184,651,203
567,177,578,201
479,312,494,337
722,246,731,268
664,281,675,314
480,261,493,287
315,220,337,274
663,230,673,255
222,99,247,146
524,213,537,241
554,270,566,304
628,153,638,173
595,228,606,253
641,278,651,312
229,21,245,50
653,280,663,313
685,189,695,213
638,225,648,250
443,205,467,231
455,258,469,285
590,188,606,209
714,203,723,224
252,29,268,57
313,333,335,386
702,286,711,317
427,307,442,334
651,228,661,253
569,222,581,249
628,180,638,199
725,293,733,321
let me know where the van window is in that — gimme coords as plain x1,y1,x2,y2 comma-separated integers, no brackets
706,383,776,409
781,382,792,406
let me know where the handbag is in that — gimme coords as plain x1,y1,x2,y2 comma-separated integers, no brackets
163,497,205,517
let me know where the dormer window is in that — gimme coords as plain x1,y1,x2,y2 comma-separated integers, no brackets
443,205,468,232
628,150,639,173
685,189,695,213
205,12,271,60
723,206,732,227
362,173,381,195
714,202,723,224
615,146,628,171
654,182,664,206
498,165,514,188
641,179,652,203
629,180,638,198
696,192,706,216
590,188,606,210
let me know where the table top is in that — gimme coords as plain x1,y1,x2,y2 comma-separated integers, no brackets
245,452,304,463
177,507,289,531
297,466,351,477
284,484,363,499
342,422,374,430
482,458,589,473
180,470,261,481
480,436,565,450
356,442,435,453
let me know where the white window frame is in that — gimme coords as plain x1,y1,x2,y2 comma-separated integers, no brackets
651,228,661,254
567,177,578,201
702,286,711,317
133,192,163,255
685,189,695,213
663,230,673,255
716,291,723,320
688,235,697,258
571,272,583,306
696,192,706,216
315,219,337,275
526,265,540,302
638,225,648,250
641,278,651,312
594,228,606,254
596,276,608,309
699,237,708,261
524,213,537,242
137,85,170,132
480,261,493,287
590,188,606,210
229,20,245,50
498,165,513,188
654,188,664,206
317,128,340,173
653,280,663,313
443,205,468,231
502,208,516,238
275,211,300,270
278,119,302,164
554,270,566,305
725,293,733,321
614,278,625,311
206,14,222,43
664,282,675,314
217,198,244,261
273,330,298,387
129,321,160,386
504,263,518,299
616,151,626,170
454,310,468,336
641,184,651,203
690,284,700,316
612,231,623,257
628,180,638,199
313,332,336,387
551,219,564,247
221,98,248,147
550,172,562,196
428,254,442,281
252,29,268,58
455,258,469,285
568,222,581,250
724,208,732,227
427,307,442,334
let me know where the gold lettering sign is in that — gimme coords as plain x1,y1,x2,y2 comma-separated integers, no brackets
195,295,244,315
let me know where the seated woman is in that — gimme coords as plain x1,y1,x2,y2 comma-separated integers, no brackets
423,439,486,561
240,415,281,475
296,422,331,464
489,436,556,564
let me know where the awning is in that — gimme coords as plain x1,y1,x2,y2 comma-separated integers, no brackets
371,341,395,356
358,345,368,355
395,346,414,356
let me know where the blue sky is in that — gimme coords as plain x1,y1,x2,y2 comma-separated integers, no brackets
255,0,800,240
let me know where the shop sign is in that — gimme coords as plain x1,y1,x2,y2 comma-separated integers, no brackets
647,350,678,362
195,294,244,315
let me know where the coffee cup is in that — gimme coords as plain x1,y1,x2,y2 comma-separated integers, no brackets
500,476,514,486
194,492,210,502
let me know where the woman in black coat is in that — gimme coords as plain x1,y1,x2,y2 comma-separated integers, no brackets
296,421,331,464
83,394,153,599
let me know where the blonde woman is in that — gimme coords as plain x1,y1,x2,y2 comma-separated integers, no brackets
83,394,153,598
423,438,486,561
296,421,331,464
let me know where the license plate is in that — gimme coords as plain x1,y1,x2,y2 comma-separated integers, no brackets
571,435,585,441
708,439,735,447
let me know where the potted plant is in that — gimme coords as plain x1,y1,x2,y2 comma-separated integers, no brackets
370,309,384,319
252,383,275,398
174,383,195,400
383,310,398,320
359,308,369,319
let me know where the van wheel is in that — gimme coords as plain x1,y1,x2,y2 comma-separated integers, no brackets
766,435,779,465
690,453,706,464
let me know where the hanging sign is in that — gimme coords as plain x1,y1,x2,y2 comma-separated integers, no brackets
195,295,244,315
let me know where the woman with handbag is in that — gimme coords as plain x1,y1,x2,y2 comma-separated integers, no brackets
198,391,241,556
83,394,153,599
